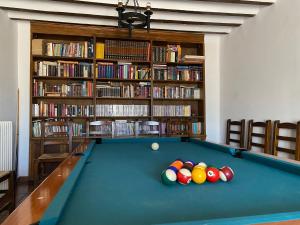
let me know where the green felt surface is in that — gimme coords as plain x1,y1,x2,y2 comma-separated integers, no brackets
55,140,300,225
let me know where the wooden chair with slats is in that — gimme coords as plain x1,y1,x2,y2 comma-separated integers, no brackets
226,119,246,148
86,121,112,138
34,121,73,184
167,119,190,137
0,171,15,213
247,120,272,154
136,121,160,137
272,121,300,161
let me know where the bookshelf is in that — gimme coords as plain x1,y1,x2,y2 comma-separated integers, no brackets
29,22,206,178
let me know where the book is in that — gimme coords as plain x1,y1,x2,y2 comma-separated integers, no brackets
96,43,105,59
32,39,45,55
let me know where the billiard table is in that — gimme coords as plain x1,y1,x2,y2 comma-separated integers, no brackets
3,138,300,225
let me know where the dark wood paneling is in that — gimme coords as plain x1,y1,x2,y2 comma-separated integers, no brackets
31,21,206,42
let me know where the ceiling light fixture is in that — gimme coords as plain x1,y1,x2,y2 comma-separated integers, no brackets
116,0,153,37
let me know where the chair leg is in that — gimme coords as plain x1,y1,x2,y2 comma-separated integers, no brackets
33,160,39,186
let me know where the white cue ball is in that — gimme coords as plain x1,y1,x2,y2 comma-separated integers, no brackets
151,142,159,151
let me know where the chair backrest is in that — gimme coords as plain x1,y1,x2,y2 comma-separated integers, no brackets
41,121,72,154
112,120,135,137
136,121,160,137
247,120,271,153
86,120,112,138
272,120,300,160
226,119,246,148
167,120,190,136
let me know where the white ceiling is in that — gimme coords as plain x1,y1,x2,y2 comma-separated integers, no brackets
0,0,276,34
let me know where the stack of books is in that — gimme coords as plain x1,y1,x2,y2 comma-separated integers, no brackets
153,85,201,99
182,55,205,64
34,61,94,78
33,80,93,97
153,105,191,117
32,39,94,58
104,40,150,61
192,122,202,135
32,103,94,117
95,105,149,117
96,82,150,98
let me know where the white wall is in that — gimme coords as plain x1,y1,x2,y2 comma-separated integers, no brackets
0,11,17,123
205,35,221,143
17,21,31,177
221,0,300,155
0,10,18,169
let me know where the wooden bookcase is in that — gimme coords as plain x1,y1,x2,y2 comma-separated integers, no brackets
29,22,206,178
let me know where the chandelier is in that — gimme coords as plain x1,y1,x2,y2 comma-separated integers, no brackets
116,0,153,37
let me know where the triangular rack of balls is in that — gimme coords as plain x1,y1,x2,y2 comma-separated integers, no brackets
161,160,234,185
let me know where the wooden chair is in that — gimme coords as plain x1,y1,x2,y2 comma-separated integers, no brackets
34,121,73,183
272,121,300,161
247,120,272,154
0,171,15,213
136,121,160,137
112,120,135,137
226,119,246,148
166,120,190,137
86,121,112,138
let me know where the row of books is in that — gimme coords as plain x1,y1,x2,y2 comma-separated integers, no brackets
32,120,84,137
33,81,93,97
32,103,95,117
153,65,203,81
153,105,191,117
32,39,94,58
153,86,201,99
95,105,149,117
96,63,150,80
96,82,151,98
102,40,150,61
192,122,202,135
32,120,203,138
152,45,181,63
34,61,93,78
33,103,194,117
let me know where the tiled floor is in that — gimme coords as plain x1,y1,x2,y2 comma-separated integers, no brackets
0,181,34,223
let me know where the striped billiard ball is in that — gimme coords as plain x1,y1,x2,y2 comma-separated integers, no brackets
161,169,177,185
219,166,234,182
177,168,192,185
183,160,195,171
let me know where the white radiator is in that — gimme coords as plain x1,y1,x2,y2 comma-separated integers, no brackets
0,121,13,190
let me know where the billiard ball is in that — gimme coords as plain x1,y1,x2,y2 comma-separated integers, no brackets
177,168,192,185
151,142,159,151
168,159,184,173
206,167,220,183
219,166,234,182
191,167,206,184
195,162,207,170
161,169,177,185
183,160,195,171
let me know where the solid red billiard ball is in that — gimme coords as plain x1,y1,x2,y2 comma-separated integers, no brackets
206,167,220,183
177,168,192,185
219,166,234,182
